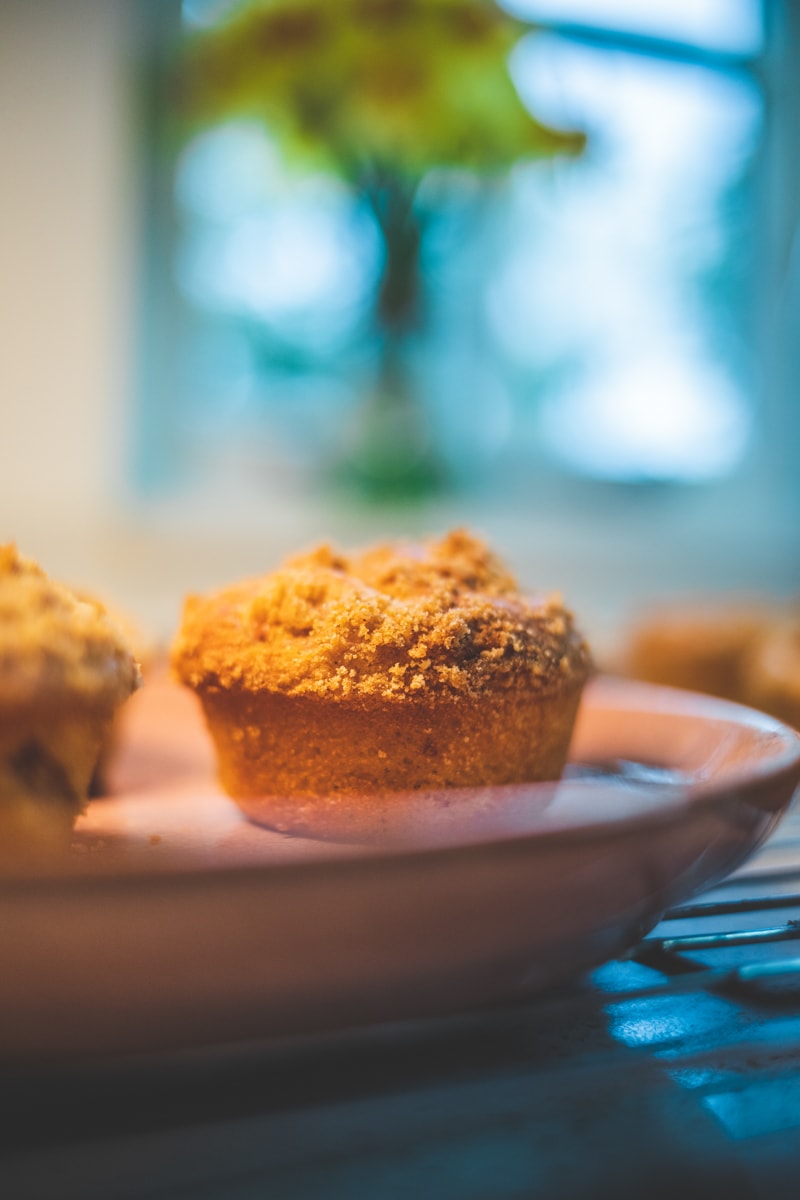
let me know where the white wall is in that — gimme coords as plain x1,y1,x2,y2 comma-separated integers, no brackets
0,0,134,528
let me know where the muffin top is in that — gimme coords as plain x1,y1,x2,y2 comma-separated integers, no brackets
172,529,591,701
0,545,142,711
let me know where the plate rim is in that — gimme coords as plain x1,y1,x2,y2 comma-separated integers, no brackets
2,675,799,896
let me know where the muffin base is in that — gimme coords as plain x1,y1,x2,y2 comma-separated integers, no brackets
197,681,586,841
0,705,111,855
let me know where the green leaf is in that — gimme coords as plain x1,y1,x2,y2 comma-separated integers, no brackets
176,0,586,179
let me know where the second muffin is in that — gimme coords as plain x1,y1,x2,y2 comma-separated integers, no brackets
0,545,141,852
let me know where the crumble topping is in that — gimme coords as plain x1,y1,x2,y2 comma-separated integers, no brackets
172,529,591,700
0,544,142,710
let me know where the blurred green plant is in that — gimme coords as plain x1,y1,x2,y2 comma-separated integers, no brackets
179,0,586,499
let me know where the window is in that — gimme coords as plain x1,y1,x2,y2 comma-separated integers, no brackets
132,0,799,545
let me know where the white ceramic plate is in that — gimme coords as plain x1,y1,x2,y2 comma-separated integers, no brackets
0,675,798,1063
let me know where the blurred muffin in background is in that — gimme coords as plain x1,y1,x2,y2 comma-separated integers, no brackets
741,608,800,730
618,597,800,731
621,602,770,703
0,546,141,854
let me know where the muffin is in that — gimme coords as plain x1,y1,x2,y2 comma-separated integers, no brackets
741,608,800,729
171,530,592,839
621,602,769,703
0,545,141,852
80,597,158,797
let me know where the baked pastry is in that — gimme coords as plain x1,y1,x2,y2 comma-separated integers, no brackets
0,545,141,852
741,608,800,729
621,602,769,703
172,529,592,838
80,597,158,797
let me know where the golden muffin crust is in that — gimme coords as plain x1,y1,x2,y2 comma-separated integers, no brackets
0,545,141,711
172,529,591,702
